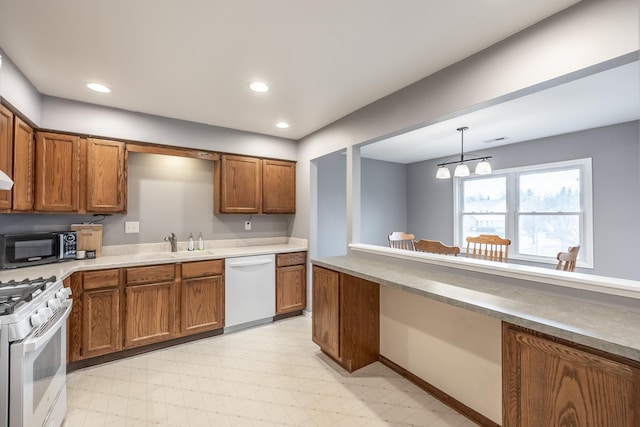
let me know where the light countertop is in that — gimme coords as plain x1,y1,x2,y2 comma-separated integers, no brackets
0,237,307,284
312,250,640,363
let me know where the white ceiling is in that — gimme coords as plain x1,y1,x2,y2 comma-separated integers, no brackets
360,60,640,164
0,0,580,140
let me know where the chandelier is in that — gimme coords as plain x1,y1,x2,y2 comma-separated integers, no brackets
436,126,492,179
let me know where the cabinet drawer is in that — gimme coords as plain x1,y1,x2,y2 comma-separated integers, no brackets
83,269,120,290
276,251,306,267
182,259,224,279
126,264,176,285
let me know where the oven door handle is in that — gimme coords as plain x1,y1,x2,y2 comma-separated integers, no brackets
21,299,72,354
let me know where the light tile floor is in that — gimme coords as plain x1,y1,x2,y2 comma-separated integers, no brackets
64,316,479,427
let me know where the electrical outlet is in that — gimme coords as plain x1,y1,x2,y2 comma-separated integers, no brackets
244,220,251,231
125,221,140,233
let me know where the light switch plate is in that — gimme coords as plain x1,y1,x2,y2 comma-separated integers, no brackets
125,221,140,233
244,221,251,231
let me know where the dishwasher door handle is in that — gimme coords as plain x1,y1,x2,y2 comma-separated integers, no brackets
227,259,274,268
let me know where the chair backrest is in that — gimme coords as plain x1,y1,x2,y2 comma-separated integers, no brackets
388,232,416,251
466,234,511,262
556,246,580,272
414,239,460,256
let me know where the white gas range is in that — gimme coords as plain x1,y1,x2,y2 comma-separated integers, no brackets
0,275,72,427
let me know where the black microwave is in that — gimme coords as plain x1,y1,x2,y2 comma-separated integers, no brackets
0,232,77,269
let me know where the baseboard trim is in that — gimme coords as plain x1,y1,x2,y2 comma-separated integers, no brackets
379,355,500,427
273,310,304,321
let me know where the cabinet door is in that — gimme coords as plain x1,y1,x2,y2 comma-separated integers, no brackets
181,276,224,335
503,323,640,427
0,105,13,210
12,116,35,211
217,154,261,213
262,159,295,214
276,264,306,314
82,288,121,358
35,132,80,211
125,282,175,348
312,266,340,360
86,138,126,213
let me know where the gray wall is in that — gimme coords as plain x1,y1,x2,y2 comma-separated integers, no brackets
316,151,347,258
296,0,638,268
361,158,408,247
406,121,640,280
0,49,41,125
0,66,299,245
40,97,297,160
0,152,293,245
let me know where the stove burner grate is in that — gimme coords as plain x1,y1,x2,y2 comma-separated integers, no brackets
0,275,57,315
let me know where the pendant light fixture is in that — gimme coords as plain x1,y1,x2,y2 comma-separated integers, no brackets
436,126,492,179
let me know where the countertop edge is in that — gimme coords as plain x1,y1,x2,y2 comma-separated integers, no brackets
0,244,308,284
311,256,640,363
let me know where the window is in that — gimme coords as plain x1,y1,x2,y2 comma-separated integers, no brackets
454,158,592,267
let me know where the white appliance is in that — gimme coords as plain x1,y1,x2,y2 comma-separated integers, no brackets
225,254,275,333
0,276,72,427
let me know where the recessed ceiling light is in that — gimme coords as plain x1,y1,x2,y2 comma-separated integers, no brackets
249,81,269,93
86,82,111,93
275,122,289,129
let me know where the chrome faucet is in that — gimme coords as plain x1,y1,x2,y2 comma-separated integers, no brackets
164,233,178,252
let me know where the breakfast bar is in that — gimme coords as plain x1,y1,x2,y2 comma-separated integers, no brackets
311,244,640,426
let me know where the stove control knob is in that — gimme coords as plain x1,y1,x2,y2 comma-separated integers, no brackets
48,298,61,309
30,312,47,327
56,288,72,300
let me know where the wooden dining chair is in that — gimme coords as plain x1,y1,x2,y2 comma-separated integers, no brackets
414,239,460,256
388,232,416,251
556,246,580,272
465,234,511,262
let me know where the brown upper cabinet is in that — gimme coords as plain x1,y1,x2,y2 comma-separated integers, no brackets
86,138,126,213
32,132,126,214
35,131,81,212
0,105,13,210
12,116,35,211
1,108,38,212
263,159,296,214
215,154,296,214
216,154,262,214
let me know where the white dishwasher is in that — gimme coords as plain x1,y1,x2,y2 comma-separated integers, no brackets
225,254,276,333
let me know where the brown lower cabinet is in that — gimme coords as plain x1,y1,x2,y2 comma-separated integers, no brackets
68,269,122,361
276,252,306,315
125,281,176,348
181,260,225,335
311,265,379,373
82,269,121,358
124,264,177,348
312,266,640,425
503,323,640,427
69,261,225,363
